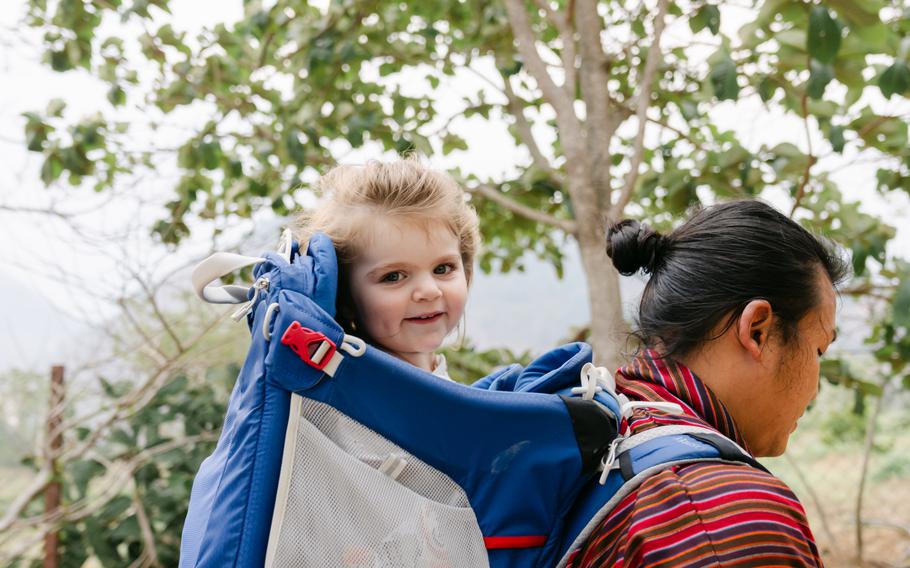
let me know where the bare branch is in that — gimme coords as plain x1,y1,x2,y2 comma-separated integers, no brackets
0,432,219,560
135,274,185,354
503,0,577,125
466,183,577,235
0,465,51,533
0,204,72,219
533,0,576,94
501,74,561,182
611,0,670,218
783,453,843,560
132,484,163,568
575,0,611,126
118,298,170,366
856,386,887,565
791,81,817,217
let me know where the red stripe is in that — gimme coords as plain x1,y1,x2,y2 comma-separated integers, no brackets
483,536,547,549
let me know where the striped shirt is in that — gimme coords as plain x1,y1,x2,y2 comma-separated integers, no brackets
566,350,823,567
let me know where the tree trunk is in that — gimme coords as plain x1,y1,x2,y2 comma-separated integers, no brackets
577,231,628,370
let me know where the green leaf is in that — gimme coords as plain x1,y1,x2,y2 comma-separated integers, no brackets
878,62,910,99
68,459,104,498
758,76,778,102
806,59,834,99
46,98,66,117
441,133,468,155
825,0,883,28
199,141,220,170
709,55,739,101
807,7,841,64
893,274,910,328
40,152,64,185
690,5,720,35
829,125,846,153
107,84,126,106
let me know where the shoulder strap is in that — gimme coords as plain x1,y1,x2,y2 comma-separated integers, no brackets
612,424,768,481
556,425,768,567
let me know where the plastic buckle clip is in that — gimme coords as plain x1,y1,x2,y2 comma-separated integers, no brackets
280,321,337,371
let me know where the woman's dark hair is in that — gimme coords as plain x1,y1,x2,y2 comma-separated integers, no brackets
606,200,850,357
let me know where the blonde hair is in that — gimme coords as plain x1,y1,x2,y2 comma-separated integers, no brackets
295,158,480,328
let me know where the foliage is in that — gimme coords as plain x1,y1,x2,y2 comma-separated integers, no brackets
0,369,46,467
18,0,910,367
442,341,534,384
11,366,232,567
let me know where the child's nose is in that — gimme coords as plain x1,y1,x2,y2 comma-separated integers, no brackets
412,274,443,302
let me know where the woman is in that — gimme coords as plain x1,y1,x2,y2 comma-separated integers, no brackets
568,200,847,567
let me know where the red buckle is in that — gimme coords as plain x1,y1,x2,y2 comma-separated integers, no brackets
280,321,337,371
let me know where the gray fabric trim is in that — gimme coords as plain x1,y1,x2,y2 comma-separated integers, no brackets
617,424,749,456
264,393,303,567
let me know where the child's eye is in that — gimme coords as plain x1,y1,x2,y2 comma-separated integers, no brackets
434,263,454,275
380,271,403,283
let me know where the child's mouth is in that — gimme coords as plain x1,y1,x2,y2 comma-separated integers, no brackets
405,312,444,324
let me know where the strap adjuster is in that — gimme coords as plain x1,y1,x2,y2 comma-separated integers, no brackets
281,321,337,371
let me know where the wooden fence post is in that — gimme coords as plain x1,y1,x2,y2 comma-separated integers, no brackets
44,365,64,568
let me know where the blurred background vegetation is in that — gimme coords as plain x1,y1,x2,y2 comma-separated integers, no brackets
2,0,910,566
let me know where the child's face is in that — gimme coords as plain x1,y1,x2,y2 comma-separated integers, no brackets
348,217,468,371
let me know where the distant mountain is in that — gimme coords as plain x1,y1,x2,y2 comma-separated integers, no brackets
0,270,94,372
465,244,644,354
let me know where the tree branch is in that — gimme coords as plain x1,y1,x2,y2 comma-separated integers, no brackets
533,0,576,94
783,452,843,561
503,0,577,126
466,183,577,235
501,73,561,182
0,432,220,564
575,0,616,211
611,0,669,218
855,386,887,565
131,484,162,568
791,81,817,217
0,204,72,219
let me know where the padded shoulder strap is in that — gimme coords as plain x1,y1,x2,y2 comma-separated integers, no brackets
556,425,767,567
614,425,767,481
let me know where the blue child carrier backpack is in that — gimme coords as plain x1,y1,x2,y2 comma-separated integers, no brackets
180,232,765,568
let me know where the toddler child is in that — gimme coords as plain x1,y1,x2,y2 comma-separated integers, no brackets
294,159,479,379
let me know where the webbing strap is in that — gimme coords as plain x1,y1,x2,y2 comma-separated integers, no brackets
191,252,266,304
616,428,766,481
688,432,769,474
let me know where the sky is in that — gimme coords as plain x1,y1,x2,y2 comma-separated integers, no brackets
1,0,908,373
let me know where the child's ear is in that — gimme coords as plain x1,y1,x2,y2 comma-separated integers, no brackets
336,302,358,329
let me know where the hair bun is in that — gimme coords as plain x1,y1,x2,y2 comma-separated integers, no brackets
606,220,668,275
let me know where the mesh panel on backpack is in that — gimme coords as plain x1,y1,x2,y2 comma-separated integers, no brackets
267,397,489,568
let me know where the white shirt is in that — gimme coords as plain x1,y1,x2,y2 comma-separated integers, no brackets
431,354,451,381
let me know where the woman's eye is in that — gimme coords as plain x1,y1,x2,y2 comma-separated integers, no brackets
434,263,454,275
381,271,403,282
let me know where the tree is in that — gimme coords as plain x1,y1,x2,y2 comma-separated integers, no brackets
19,0,910,367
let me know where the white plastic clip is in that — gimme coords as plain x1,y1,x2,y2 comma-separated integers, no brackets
262,302,280,341
599,435,625,485
571,363,616,401
276,228,294,263
231,277,269,321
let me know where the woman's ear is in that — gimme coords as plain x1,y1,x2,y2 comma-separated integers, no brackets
737,299,774,360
